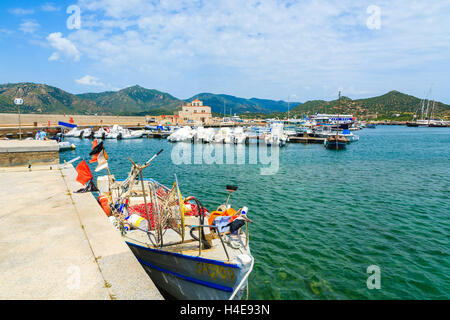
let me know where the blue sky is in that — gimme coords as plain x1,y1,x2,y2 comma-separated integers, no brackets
0,0,449,103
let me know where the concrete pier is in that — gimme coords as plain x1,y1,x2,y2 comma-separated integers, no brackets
0,163,163,300
0,140,59,167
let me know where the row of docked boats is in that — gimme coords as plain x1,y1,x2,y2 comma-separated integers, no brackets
64,125,144,139
405,95,449,127
288,113,362,150
303,126,359,142
167,123,289,147
406,119,449,127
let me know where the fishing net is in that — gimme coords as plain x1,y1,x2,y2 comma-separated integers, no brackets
133,180,186,243
128,202,209,229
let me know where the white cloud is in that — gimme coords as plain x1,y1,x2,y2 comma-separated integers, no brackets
41,3,61,12
46,32,81,62
63,0,450,101
10,8,35,15
19,20,40,34
0,28,13,35
75,75,105,87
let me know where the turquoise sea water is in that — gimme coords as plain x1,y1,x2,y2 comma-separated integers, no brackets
61,126,450,300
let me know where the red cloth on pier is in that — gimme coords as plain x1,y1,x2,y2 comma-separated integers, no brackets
75,160,93,185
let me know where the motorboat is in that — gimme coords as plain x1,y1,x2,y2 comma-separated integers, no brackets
80,128,94,139
121,129,144,139
105,125,123,139
64,127,82,138
264,122,288,147
167,126,194,142
324,133,348,150
233,127,247,144
58,141,76,151
94,127,107,139
214,127,233,144
340,129,359,142
194,127,215,143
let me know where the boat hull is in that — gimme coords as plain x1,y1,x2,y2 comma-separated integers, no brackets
126,241,251,300
324,140,347,150
121,133,143,139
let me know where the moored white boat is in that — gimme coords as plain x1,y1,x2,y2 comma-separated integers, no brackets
233,127,247,144
81,128,94,139
194,127,215,143
64,127,82,137
58,141,76,151
167,126,194,142
94,127,107,139
214,127,233,143
105,125,123,139
264,122,287,147
121,129,144,139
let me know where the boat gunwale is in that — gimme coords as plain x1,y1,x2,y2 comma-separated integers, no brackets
126,240,241,269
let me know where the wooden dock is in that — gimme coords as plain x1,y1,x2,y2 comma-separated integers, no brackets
288,136,325,144
143,131,171,139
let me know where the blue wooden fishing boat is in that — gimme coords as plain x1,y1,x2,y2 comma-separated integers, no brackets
324,134,347,150
98,153,254,300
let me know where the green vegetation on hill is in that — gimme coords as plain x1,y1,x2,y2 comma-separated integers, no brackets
0,83,296,116
0,82,101,114
289,91,450,120
77,85,182,114
186,93,299,114
0,83,448,120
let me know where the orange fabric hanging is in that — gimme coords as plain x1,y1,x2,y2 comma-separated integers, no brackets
89,140,99,163
76,160,93,185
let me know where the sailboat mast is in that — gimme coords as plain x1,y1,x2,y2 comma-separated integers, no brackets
421,99,425,120
425,99,430,121
338,91,341,131
430,100,435,123
424,86,432,121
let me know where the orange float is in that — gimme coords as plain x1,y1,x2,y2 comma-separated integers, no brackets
97,194,111,216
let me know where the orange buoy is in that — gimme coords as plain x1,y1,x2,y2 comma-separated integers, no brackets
97,194,111,216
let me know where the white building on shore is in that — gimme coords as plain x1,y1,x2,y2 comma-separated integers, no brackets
178,99,212,124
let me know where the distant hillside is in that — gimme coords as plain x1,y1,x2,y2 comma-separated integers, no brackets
186,93,300,114
290,91,450,119
0,83,101,114
77,85,182,115
1,83,448,119
0,83,295,116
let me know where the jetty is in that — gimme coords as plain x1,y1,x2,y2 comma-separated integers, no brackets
288,136,326,144
0,141,163,300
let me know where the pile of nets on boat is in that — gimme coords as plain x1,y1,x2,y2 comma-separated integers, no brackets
127,202,210,230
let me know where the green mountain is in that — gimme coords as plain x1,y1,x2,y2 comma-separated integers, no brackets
290,91,450,120
77,85,182,115
0,83,300,115
0,82,101,114
1,83,448,119
186,93,300,114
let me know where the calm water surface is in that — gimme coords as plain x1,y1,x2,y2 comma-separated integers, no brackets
61,126,450,299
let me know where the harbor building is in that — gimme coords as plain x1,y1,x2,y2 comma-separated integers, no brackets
178,99,212,124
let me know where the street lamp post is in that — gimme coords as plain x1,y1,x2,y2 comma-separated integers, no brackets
14,97,24,140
